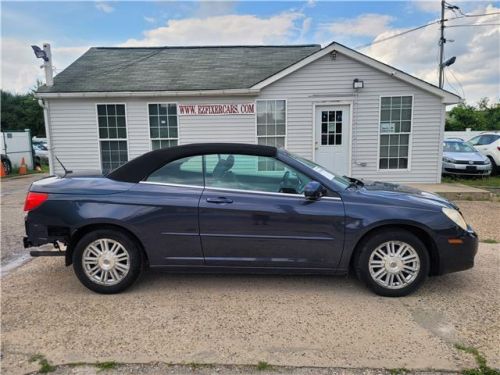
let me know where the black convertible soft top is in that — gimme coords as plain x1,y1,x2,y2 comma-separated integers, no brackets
107,143,277,183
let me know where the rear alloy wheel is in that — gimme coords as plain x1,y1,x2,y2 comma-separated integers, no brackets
356,230,430,297
73,229,142,294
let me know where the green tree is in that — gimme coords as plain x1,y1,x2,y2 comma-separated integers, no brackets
446,98,499,131
1,85,45,136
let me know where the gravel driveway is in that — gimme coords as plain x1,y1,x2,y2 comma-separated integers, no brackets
1,176,499,374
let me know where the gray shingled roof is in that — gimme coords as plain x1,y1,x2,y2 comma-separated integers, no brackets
38,45,321,93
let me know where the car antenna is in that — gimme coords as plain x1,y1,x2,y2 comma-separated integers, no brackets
54,155,72,177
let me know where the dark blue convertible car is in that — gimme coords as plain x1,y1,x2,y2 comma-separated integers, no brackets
23,143,477,296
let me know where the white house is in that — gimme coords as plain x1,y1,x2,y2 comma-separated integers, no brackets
36,42,461,183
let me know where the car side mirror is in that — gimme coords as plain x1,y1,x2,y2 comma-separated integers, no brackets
304,181,324,201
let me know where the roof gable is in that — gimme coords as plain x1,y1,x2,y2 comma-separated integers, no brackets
37,45,321,94
251,42,461,104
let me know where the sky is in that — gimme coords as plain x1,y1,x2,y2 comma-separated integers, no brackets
1,0,499,105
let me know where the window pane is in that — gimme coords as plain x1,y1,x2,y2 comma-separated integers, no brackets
146,155,203,185
149,103,178,144
97,105,106,116
159,104,168,115
117,128,126,139
204,154,310,193
257,100,287,147
99,128,108,138
116,105,125,116
98,116,107,127
149,104,158,115
100,140,127,173
379,96,412,169
107,105,116,116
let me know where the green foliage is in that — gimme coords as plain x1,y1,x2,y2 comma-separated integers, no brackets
389,369,409,375
256,361,272,371
481,239,498,244
446,98,500,131
28,354,56,373
96,361,118,371
455,344,500,375
1,84,45,136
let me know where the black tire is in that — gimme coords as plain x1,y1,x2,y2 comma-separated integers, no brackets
72,229,142,294
355,229,430,297
487,156,498,175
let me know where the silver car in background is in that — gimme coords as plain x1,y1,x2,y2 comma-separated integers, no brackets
442,140,491,176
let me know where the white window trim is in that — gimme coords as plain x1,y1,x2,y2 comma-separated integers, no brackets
95,103,130,173
376,95,414,172
146,102,179,151
254,99,288,149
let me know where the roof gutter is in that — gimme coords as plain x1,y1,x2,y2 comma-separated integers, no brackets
35,88,260,99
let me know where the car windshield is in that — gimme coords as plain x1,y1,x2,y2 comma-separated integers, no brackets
444,141,476,153
285,152,351,188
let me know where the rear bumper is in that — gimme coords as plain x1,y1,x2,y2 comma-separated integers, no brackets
436,227,478,275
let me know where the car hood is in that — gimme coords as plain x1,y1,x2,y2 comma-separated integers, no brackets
443,151,486,162
359,180,458,210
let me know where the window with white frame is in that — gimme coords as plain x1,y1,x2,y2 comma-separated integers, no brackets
379,96,412,169
256,100,286,171
148,104,178,150
97,104,128,173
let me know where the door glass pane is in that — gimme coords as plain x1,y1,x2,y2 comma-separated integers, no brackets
146,155,203,185
204,154,311,194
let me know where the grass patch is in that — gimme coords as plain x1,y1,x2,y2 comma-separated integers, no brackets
96,361,118,371
28,354,55,373
455,344,500,375
256,361,272,371
389,369,409,375
481,239,499,244
443,176,500,188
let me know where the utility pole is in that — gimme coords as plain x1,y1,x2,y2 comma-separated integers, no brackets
438,0,446,88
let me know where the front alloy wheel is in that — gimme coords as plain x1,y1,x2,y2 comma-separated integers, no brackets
356,230,430,297
368,241,420,290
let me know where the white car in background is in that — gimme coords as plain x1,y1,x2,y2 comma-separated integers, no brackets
467,133,500,174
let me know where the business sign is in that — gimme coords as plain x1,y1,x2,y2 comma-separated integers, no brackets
178,103,255,116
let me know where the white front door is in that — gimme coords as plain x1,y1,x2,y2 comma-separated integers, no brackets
314,105,350,176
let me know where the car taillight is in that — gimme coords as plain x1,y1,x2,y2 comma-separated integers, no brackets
24,192,48,211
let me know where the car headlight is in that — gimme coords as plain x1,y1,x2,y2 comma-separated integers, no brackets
443,157,456,163
442,207,467,230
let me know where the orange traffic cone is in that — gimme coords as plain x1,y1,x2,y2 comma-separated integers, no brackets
0,163,6,177
18,157,27,175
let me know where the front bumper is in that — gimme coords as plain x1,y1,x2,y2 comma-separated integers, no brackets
442,161,491,176
436,226,478,275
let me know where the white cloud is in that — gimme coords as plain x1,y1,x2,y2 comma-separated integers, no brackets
122,12,305,46
1,38,88,93
143,16,156,24
412,0,442,13
358,4,500,104
95,1,114,13
323,13,394,37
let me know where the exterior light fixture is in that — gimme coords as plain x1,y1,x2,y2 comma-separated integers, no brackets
353,78,364,89
442,56,456,67
31,45,49,62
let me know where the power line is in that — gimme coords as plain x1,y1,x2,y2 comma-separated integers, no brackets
448,69,465,98
356,11,500,50
447,23,500,28
356,21,440,49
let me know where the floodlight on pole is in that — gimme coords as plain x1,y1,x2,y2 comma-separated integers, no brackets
31,45,49,62
442,56,456,67
31,43,53,87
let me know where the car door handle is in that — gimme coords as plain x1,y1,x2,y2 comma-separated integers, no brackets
206,197,233,204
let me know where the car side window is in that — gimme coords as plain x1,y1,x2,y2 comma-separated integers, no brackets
204,154,311,194
468,136,480,146
145,155,203,186
478,135,499,145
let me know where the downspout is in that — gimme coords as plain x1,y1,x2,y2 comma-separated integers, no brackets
38,99,55,175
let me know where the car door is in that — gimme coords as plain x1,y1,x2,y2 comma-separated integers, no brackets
130,155,205,266
198,153,345,269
